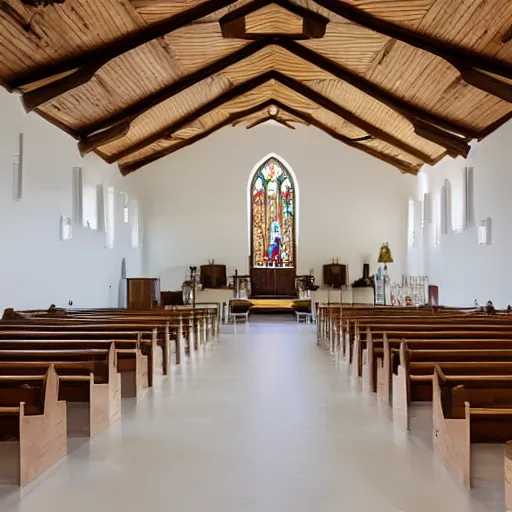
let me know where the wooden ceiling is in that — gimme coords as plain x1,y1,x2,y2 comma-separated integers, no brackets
1,0,511,175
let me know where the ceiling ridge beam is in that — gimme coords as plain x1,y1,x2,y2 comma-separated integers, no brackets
246,116,296,129
75,41,475,156
6,0,238,92
120,98,419,175
107,70,440,165
219,0,329,39
312,0,512,83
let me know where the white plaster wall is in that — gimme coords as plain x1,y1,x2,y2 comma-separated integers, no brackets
408,120,512,308
130,123,415,290
0,89,142,310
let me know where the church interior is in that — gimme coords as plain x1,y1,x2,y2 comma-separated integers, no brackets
1,0,512,510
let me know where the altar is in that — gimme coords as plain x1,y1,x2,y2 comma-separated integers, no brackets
250,267,296,296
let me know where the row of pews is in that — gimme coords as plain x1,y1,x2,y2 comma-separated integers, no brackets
0,304,218,487
317,304,512,507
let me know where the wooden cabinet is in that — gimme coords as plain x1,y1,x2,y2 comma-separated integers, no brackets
323,264,347,289
127,278,161,309
200,265,227,289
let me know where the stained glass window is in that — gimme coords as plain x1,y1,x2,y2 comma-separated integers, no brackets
251,157,295,268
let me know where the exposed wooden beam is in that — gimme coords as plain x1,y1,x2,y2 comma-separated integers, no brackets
278,40,477,139
120,99,419,175
477,109,512,141
76,40,269,153
6,0,238,93
120,100,278,174
246,116,296,129
78,39,474,155
503,26,512,44
312,0,512,83
107,72,278,163
231,109,310,127
219,0,329,39
455,63,512,103
272,102,418,174
276,73,451,161
106,70,437,164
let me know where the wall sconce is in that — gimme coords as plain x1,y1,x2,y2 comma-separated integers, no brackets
478,218,491,245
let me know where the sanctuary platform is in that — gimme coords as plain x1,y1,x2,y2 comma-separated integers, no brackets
249,298,296,315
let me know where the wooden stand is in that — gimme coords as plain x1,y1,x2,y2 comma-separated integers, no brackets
323,264,347,289
127,278,161,309
200,265,227,289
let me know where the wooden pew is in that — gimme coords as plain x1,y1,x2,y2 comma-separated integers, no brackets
0,325,161,379
375,335,512,406
432,366,512,489
0,344,121,437
391,342,512,430
0,341,147,399
0,365,67,487
357,328,512,396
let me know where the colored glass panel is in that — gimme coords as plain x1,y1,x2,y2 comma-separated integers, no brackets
251,158,295,267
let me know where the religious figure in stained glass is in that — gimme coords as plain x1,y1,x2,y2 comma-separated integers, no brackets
251,157,295,268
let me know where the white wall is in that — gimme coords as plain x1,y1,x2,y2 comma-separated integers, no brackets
0,89,142,310
408,120,512,308
131,123,415,290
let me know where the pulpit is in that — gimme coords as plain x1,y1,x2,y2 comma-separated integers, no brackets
200,264,227,289
127,278,161,309
323,264,347,289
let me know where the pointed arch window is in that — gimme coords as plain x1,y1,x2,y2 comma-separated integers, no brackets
251,157,295,268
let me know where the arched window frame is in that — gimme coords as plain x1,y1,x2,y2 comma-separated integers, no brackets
250,156,296,269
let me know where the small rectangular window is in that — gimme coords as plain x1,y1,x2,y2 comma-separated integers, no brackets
121,192,129,223
131,200,140,249
106,187,115,248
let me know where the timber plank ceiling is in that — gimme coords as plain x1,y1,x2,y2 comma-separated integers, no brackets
0,0,511,175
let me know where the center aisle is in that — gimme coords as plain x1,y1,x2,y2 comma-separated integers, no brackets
5,320,493,511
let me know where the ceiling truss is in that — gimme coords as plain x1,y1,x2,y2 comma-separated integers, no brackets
0,0,511,175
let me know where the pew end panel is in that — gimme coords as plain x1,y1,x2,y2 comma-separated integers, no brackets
377,334,392,405
432,368,471,489
392,362,409,431
88,344,121,437
18,366,67,487
108,344,122,426
362,328,373,392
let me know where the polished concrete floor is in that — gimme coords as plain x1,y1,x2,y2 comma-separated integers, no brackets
1,319,505,511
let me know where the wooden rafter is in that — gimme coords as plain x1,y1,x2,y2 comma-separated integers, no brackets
76,40,269,151
5,0,238,94
251,116,294,129
219,0,329,39
313,0,512,103
246,116,296,129
76,40,474,156
279,40,477,139
232,110,309,127
119,99,419,175
106,70,441,165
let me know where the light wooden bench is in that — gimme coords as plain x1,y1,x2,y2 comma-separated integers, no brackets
391,342,512,430
432,366,512,489
0,365,67,487
0,344,121,437
0,342,146,399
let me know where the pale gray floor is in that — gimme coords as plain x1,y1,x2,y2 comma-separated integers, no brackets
1,319,505,511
